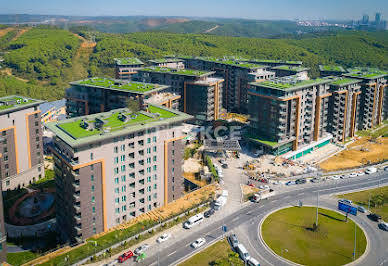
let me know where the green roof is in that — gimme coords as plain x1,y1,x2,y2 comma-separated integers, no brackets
47,104,193,147
319,65,346,72
271,65,309,72
251,78,329,91
0,95,43,114
329,78,360,87
344,68,388,80
149,58,183,64
139,67,212,77
114,58,144,66
71,78,167,94
199,57,267,69
244,131,280,148
251,59,303,65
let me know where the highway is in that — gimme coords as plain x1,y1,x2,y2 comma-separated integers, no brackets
114,172,388,266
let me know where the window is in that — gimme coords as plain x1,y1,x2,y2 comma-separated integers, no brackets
35,121,38,126
120,144,125,151
91,185,95,192
115,208,120,214
34,113,38,118
153,193,157,199
153,156,157,162
129,173,135,179
147,186,151,192
147,138,151,144
147,167,151,173
114,177,119,184
129,163,135,169
154,184,157,189
148,195,151,201
172,159,175,165
6,180,9,186
1,131,5,136
172,185,175,191
3,155,8,161
3,147,7,153
92,207,96,213
91,196,95,203
91,165,94,170
147,147,151,154
35,137,39,141
172,176,175,182
153,146,157,152
121,185,126,192
121,175,126,182
35,129,39,134
138,131,144,136
153,165,157,171
146,158,151,164
153,136,157,142
114,188,119,194
115,198,119,204
114,157,119,164
153,174,157,181
147,176,151,183
91,175,94,181
90,153,94,160
172,168,174,173
114,167,119,174
122,195,126,202
121,165,126,172
114,146,118,153
121,155,125,162
122,205,127,212
93,228,96,234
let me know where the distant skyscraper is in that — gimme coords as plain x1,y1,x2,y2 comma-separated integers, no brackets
375,12,381,25
362,14,369,25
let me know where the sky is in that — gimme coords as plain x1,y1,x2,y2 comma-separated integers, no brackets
0,0,387,20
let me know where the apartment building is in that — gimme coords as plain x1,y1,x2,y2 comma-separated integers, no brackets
271,65,310,80
66,77,179,117
148,58,185,69
248,59,303,67
343,68,388,129
319,65,347,77
247,76,332,158
114,58,144,80
47,104,192,242
0,173,6,262
39,99,66,124
327,78,362,142
182,57,275,113
0,96,45,190
136,67,224,122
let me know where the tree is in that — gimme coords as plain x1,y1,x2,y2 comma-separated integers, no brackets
126,98,140,112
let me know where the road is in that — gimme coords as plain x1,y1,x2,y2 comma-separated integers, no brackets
102,171,388,266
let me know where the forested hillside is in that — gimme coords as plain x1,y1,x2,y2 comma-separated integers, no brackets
0,26,387,101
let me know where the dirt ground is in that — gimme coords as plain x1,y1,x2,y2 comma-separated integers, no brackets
183,172,208,187
0,27,14,37
183,157,202,173
241,184,259,195
319,137,388,172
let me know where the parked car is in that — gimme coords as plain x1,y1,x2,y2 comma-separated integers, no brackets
357,206,366,213
331,175,340,180
339,199,353,205
228,234,239,249
378,222,388,231
295,178,306,184
259,185,269,190
349,172,358,178
368,213,381,222
384,166,388,172
247,257,261,266
134,244,149,255
222,163,228,169
340,174,348,179
204,208,215,218
310,178,320,183
285,181,295,186
157,233,171,243
356,171,365,176
366,167,377,174
191,237,206,248
118,251,134,263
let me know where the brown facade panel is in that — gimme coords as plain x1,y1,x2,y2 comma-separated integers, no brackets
166,140,184,203
0,128,18,179
27,113,43,168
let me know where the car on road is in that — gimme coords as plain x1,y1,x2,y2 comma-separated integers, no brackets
349,172,358,178
330,175,340,180
378,222,388,231
384,166,388,172
134,244,149,255
191,237,206,248
228,234,239,249
272,180,280,185
357,206,366,213
310,178,320,183
157,233,171,243
204,208,215,218
118,251,134,263
339,199,353,205
368,213,382,222
184,213,204,229
285,181,295,186
221,163,228,169
247,257,261,266
365,167,377,174
340,174,348,179
356,171,365,176
259,185,270,190
295,178,307,184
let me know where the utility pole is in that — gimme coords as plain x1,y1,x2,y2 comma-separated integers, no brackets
353,222,357,261
316,190,319,226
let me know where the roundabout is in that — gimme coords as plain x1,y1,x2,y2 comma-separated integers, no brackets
260,206,367,266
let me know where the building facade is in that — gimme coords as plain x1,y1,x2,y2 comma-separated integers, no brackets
0,96,45,190
47,104,191,242
0,168,6,262
114,58,144,80
247,76,332,155
271,65,310,80
148,58,185,69
319,65,347,77
182,57,275,113
136,67,223,122
39,99,66,124
65,78,177,117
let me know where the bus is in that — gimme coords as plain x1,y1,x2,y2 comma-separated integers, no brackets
184,213,204,229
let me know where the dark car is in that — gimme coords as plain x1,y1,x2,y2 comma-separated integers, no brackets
204,208,215,218
368,213,381,222
295,178,307,184
222,164,228,169
228,234,239,249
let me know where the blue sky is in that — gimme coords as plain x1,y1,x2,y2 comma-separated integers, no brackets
1,0,387,20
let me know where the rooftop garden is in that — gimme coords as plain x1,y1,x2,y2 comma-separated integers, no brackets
77,78,159,93
203,57,264,68
330,78,360,86
253,59,302,64
319,65,345,72
244,131,278,147
0,96,36,111
58,106,176,139
114,58,144,65
149,58,182,63
346,68,388,79
273,65,309,72
141,67,209,76
256,78,328,90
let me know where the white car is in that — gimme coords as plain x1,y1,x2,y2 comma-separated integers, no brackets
259,185,269,190
191,237,206,248
357,171,365,176
331,175,340,180
349,173,358,178
157,233,171,243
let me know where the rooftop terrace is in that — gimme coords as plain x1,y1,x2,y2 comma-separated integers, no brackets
0,95,43,114
114,58,144,66
148,58,183,64
47,104,192,147
319,65,346,72
71,77,166,94
344,68,388,80
140,67,212,77
329,77,360,87
251,76,329,91
251,59,303,65
199,57,267,69
271,65,309,72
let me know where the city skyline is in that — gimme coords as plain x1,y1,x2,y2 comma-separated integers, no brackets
0,0,387,20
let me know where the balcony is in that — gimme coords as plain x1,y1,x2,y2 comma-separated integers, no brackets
74,214,81,223
74,225,82,235
73,181,80,191
74,204,81,213
73,193,80,202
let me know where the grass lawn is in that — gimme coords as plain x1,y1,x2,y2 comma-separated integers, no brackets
7,251,39,266
148,105,176,119
341,185,388,221
179,239,243,266
262,207,366,266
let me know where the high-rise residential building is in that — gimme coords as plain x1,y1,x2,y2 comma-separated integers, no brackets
0,172,6,262
136,67,223,122
343,68,388,129
148,58,185,69
375,13,382,26
65,78,179,117
362,14,369,25
327,77,362,143
114,58,144,80
182,57,275,113
319,65,347,77
270,65,310,80
47,104,192,242
0,95,45,190
247,76,332,158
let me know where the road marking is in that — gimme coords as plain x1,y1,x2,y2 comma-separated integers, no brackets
232,217,239,222
150,262,157,266
299,192,304,195
168,250,177,257
272,199,278,202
